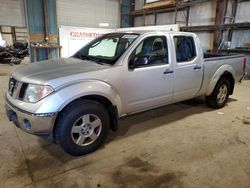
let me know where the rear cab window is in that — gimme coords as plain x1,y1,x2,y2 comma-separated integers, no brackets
173,36,197,63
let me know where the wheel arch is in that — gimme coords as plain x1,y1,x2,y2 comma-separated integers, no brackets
220,72,235,95
206,65,235,96
54,94,119,136
50,81,123,138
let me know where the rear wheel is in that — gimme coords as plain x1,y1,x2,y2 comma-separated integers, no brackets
206,78,230,109
55,100,110,156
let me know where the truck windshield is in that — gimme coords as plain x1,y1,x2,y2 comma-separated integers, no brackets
73,33,139,65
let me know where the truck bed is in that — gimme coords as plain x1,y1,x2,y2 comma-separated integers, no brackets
204,52,243,60
198,52,245,96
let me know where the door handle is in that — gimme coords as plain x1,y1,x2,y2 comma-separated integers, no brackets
194,65,202,70
163,69,174,74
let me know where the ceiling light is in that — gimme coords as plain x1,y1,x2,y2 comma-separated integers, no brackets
99,23,109,27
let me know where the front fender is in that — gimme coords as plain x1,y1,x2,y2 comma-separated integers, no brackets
206,64,235,96
35,80,122,115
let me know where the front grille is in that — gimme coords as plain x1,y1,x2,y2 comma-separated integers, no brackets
8,77,28,100
8,77,17,96
19,83,28,100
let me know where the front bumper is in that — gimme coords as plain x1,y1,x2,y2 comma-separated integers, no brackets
5,97,58,136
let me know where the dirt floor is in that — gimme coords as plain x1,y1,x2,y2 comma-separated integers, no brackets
0,60,250,188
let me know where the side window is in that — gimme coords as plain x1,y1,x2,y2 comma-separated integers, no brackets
129,36,168,69
174,36,196,63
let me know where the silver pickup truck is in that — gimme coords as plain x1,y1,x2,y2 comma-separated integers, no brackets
5,31,246,155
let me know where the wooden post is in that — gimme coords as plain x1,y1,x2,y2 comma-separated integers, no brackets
228,0,238,42
213,0,228,51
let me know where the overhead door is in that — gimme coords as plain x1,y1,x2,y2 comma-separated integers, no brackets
0,0,26,27
56,0,119,28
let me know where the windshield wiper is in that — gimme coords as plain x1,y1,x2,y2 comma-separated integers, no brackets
75,54,107,65
76,54,94,61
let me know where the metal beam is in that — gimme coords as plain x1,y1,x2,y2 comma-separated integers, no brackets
43,0,49,42
122,0,210,17
220,48,250,54
228,0,238,42
154,12,157,25
213,0,228,51
120,0,134,27
181,22,250,32
186,6,190,27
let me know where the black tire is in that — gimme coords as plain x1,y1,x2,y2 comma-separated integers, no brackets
206,78,230,109
12,59,21,65
55,99,110,156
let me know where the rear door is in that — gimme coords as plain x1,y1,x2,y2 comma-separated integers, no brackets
171,34,203,101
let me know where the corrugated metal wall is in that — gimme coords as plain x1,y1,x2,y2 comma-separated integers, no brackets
134,0,250,52
121,0,133,27
134,0,215,50
26,0,45,34
188,2,216,26
26,0,46,61
134,0,216,50
231,1,250,49
26,0,58,62
0,0,26,27
56,0,119,28
188,1,216,51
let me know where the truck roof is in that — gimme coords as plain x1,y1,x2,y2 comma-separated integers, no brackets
113,30,193,35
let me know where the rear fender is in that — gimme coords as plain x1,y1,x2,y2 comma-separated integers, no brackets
206,65,235,96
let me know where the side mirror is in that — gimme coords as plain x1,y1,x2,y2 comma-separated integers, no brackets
129,55,150,69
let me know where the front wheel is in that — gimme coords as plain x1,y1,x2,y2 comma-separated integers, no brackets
55,100,110,156
206,78,230,109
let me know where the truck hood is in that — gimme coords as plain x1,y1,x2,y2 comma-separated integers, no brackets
12,58,110,85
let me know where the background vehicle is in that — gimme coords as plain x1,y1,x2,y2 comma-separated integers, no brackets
5,31,246,155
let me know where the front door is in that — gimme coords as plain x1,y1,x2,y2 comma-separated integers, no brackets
122,35,174,113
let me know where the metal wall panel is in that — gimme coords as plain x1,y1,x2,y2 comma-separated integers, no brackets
235,1,250,23
156,12,175,25
188,1,216,26
46,0,58,58
56,0,119,28
196,32,214,50
26,0,46,61
133,1,216,50
135,0,144,10
47,0,58,34
26,0,58,62
231,2,250,49
133,0,250,54
0,0,26,27
121,0,133,27
134,16,144,27
26,0,45,33
145,15,155,26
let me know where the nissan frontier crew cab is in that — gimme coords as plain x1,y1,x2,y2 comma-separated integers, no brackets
5,31,247,156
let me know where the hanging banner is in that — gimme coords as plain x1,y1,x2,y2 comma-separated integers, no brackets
59,24,179,57
59,25,114,57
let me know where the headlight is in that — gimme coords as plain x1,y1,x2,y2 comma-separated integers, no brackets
24,84,54,103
